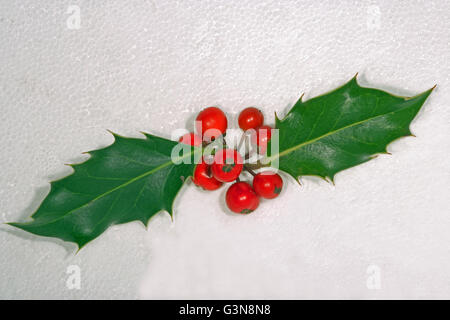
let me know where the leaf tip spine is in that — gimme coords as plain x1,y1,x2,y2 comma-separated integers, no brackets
106,129,118,137
326,175,336,185
351,72,359,85
274,111,280,122
137,218,149,230
63,163,75,168
299,92,305,102
140,131,154,140
74,245,84,255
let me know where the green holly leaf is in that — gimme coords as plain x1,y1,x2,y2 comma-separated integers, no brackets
268,76,434,182
8,132,198,249
8,76,434,249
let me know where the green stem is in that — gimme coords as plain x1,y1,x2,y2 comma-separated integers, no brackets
244,160,271,170
244,165,257,176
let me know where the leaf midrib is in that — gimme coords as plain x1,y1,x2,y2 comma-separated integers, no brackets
267,107,403,163
21,150,196,226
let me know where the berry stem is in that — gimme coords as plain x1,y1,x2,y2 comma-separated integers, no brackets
244,165,257,176
244,160,271,170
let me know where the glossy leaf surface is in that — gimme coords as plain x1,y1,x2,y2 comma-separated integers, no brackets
270,77,433,181
10,133,197,248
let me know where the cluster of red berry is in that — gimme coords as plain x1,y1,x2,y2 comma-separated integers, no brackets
179,106,283,214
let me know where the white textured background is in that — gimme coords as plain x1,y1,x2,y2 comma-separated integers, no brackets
0,0,449,299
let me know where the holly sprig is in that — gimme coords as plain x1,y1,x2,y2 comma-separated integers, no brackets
8,76,434,249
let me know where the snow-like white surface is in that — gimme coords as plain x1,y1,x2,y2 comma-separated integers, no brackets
0,1,449,299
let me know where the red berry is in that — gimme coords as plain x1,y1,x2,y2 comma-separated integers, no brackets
211,149,243,182
251,125,273,154
178,132,202,146
192,160,223,191
253,172,283,199
195,106,228,141
226,182,260,214
238,107,264,131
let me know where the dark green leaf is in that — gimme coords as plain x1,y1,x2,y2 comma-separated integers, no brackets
268,76,434,182
9,132,198,249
